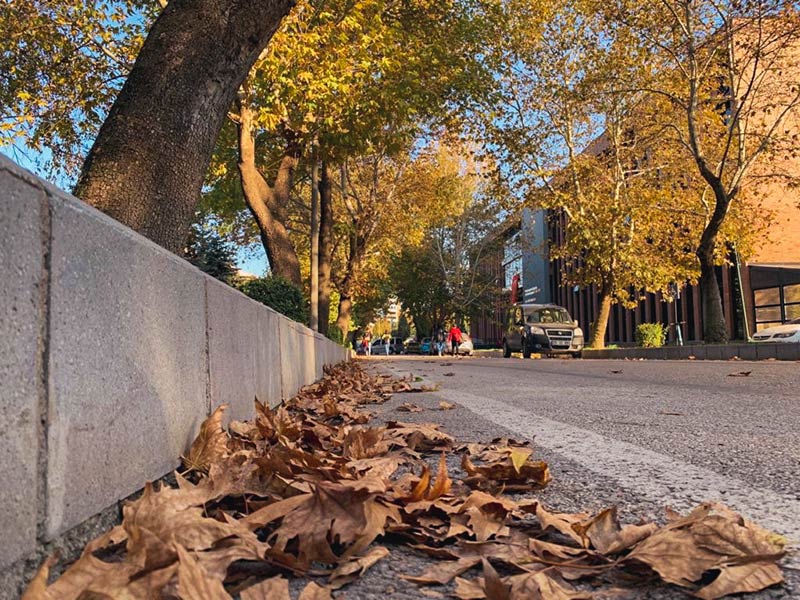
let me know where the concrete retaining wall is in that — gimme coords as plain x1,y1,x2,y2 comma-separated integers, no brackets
0,156,348,571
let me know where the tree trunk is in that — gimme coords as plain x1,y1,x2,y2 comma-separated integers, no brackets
589,290,612,349
310,159,320,331
236,102,302,287
73,0,294,253
336,294,353,344
697,248,728,344
695,188,732,344
318,161,334,336
335,227,365,342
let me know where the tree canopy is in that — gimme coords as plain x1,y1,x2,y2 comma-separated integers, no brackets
0,0,152,177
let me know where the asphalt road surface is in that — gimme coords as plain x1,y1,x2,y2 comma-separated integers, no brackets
373,355,800,569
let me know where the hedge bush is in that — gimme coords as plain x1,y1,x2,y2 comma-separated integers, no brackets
326,325,346,346
635,322,667,348
237,276,307,324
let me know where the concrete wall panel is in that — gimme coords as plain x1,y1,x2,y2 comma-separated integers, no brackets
279,322,319,399
256,307,283,408
0,165,43,567
207,278,259,422
298,326,318,384
46,194,208,538
279,318,302,400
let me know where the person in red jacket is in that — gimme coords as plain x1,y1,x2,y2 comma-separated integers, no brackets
447,324,463,357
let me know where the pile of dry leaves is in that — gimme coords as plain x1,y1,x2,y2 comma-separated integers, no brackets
25,363,786,599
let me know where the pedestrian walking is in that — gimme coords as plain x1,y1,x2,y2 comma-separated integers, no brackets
435,328,446,356
364,331,372,356
383,333,391,355
447,324,463,357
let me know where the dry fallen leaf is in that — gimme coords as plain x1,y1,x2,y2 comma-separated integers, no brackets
398,402,425,412
182,404,229,473
298,582,333,600
728,370,753,377
439,401,456,410
176,545,232,600
21,555,57,600
240,575,291,600
329,546,390,588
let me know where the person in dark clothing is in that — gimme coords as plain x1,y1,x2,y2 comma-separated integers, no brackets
435,328,446,356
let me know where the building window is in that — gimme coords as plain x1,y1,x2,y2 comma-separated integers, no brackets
753,284,800,331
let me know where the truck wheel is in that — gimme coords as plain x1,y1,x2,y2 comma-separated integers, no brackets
502,340,511,358
572,351,582,359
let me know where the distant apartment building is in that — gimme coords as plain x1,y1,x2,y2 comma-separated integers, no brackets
473,17,800,346
472,196,800,346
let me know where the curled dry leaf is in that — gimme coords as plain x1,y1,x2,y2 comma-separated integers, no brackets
398,402,425,412
571,506,657,554
626,503,785,599
182,404,229,474
439,401,456,410
462,450,550,491
21,555,58,600
386,420,454,451
329,545,390,588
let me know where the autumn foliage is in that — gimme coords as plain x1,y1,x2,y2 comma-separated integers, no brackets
25,363,785,599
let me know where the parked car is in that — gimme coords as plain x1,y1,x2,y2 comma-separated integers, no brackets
370,337,406,354
404,337,421,354
751,318,800,343
456,333,474,356
502,304,584,358
420,337,433,354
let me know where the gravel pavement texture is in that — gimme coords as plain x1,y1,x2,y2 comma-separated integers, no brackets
337,355,800,600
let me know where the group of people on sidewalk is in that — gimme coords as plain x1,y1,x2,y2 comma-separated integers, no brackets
359,324,464,357
358,331,393,356
434,324,464,357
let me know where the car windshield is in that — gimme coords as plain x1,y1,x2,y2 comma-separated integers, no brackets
526,308,572,324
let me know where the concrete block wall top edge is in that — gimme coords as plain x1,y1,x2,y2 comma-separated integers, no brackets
0,154,329,346
0,154,70,204
204,273,283,319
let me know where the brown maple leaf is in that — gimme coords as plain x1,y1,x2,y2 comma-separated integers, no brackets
182,404,229,474
240,575,290,600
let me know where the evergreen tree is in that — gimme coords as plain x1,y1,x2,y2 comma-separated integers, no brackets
184,224,237,283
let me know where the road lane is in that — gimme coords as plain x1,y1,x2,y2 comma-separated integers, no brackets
377,356,800,557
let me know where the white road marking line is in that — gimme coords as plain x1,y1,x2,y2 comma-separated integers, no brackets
432,387,800,552
382,360,800,565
